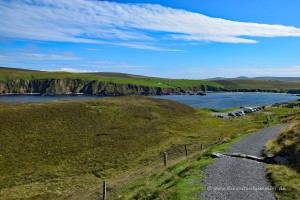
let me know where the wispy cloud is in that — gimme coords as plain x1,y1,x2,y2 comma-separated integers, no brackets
0,44,150,72
0,52,80,61
1,0,300,51
85,48,100,51
39,60,150,74
81,60,149,69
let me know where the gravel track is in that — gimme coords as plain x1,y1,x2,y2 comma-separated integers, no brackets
200,124,289,200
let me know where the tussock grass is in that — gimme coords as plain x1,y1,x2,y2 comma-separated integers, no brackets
265,106,300,200
266,123,300,171
266,165,300,200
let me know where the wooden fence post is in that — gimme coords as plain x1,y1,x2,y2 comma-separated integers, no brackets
185,145,188,157
163,152,168,166
201,144,204,151
103,180,106,200
267,116,271,124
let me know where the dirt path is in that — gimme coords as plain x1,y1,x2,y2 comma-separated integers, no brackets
200,124,289,200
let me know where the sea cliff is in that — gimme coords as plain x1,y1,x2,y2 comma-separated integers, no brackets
0,79,222,95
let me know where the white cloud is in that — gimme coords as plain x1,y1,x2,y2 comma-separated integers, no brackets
0,52,80,61
54,67,94,73
1,0,300,50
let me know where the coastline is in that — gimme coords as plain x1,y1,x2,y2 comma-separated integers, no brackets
0,91,299,97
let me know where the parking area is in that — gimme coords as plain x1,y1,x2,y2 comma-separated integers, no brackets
212,106,263,118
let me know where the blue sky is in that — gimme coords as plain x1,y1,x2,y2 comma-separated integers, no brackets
1,0,300,79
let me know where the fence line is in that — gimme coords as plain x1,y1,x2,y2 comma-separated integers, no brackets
68,137,226,199
94,138,223,200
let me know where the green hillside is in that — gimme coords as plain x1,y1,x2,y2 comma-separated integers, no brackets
214,79,300,92
0,67,222,89
0,96,267,199
2,67,300,94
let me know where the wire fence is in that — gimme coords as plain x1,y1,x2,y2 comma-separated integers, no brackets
78,137,226,200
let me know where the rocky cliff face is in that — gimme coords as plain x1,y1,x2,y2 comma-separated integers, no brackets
0,79,222,95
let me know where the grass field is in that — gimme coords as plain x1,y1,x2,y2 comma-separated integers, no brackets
0,95,299,199
0,67,222,89
113,133,252,200
111,105,300,200
0,96,273,199
214,79,300,91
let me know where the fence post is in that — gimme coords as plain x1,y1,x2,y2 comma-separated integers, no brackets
267,116,271,124
201,144,204,151
163,152,168,166
103,180,106,200
185,144,188,157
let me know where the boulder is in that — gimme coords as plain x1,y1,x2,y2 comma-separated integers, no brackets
274,156,289,164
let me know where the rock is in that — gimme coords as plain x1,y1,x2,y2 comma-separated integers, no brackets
245,155,264,162
267,153,275,158
274,156,289,164
196,92,206,96
211,152,223,158
265,153,276,163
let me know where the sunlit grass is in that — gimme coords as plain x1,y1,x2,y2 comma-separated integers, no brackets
264,106,300,200
0,96,296,199
266,165,300,200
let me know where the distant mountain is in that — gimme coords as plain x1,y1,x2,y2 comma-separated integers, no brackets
206,76,249,80
253,77,300,82
236,76,249,79
0,66,41,72
207,76,300,82
86,72,151,79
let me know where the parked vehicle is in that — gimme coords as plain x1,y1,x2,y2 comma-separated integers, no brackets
243,107,255,113
256,107,262,111
228,112,236,117
238,111,245,115
235,112,243,116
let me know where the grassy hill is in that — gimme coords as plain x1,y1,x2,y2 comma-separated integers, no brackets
253,77,300,82
86,72,151,79
214,79,300,92
2,67,300,94
265,108,300,200
0,67,222,89
0,96,269,199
